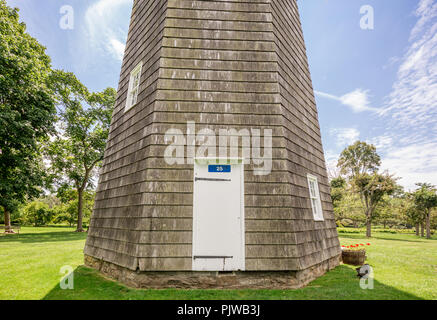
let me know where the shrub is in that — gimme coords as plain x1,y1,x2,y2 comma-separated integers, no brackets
337,226,416,235
20,201,54,226
340,219,355,227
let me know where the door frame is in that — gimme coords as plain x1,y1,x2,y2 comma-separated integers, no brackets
192,157,245,271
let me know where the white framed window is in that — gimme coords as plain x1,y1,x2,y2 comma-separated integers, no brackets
307,174,324,221
125,61,143,112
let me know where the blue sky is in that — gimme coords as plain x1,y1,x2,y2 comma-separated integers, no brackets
6,0,437,190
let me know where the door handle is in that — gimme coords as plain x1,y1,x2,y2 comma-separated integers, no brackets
193,256,233,259
195,178,231,182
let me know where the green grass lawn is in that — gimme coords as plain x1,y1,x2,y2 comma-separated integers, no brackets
1,226,436,300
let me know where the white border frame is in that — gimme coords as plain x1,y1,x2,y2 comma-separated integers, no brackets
125,61,143,112
307,174,325,221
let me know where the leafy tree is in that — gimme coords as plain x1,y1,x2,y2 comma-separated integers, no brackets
401,192,424,236
337,141,381,179
430,210,437,232
52,204,76,227
331,177,365,227
330,176,346,205
413,183,437,239
20,200,54,227
336,141,396,237
40,194,62,209
334,190,365,227
374,195,405,229
0,1,56,232
47,71,115,232
353,172,398,237
373,185,405,229
331,177,346,189
52,188,95,227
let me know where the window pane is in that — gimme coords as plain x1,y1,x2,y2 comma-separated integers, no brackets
317,200,323,220
307,175,324,221
133,73,140,87
311,198,317,211
125,62,142,111
309,181,316,198
132,89,138,105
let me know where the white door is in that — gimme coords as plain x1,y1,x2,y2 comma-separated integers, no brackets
192,159,245,271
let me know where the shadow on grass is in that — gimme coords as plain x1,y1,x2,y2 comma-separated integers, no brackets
43,265,423,300
0,231,87,243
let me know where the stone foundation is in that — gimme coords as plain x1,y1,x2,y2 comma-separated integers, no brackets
84,254,341,289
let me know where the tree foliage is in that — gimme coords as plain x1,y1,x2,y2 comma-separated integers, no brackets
0,1,56,231
333,188,365,227
413,183,437,239
46,71,115,232
337,141,381,178
20,200,54,227
52,188,95,227
330,176,365,227
352,172,398,237
330,176,346,205
336,141,399,237
374,195,405,229
401,193,424,235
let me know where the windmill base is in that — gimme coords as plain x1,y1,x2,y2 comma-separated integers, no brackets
84,255,340,289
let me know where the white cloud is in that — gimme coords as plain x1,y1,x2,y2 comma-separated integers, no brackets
380,0,437,128
85,0,131,61
340,89,374,113
330,128,360,147
324,149,342,179
367,135,393,150
109,38,126,61
374,0,437,189
383,56,401,70
409,0,437,40
315,89,378,113
380,142,437,191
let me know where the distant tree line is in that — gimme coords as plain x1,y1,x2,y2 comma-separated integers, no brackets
332,141,437,239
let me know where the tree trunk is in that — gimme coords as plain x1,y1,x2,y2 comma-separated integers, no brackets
76,188,85,232
415,223,420,236
4,210,12,233
426,209,431,239
366,216,372,238
420,222,424,237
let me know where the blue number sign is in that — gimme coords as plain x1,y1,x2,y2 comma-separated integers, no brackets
208,165,231,173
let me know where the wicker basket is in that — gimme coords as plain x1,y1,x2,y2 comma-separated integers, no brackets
341,249,366,266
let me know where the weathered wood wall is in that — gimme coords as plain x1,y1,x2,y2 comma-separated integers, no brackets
85,0,341,273
85,0,169,270
270,0,340,270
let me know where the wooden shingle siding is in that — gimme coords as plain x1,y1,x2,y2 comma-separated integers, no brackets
84,0,341,273
86,0,169,271
270,0,340,269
